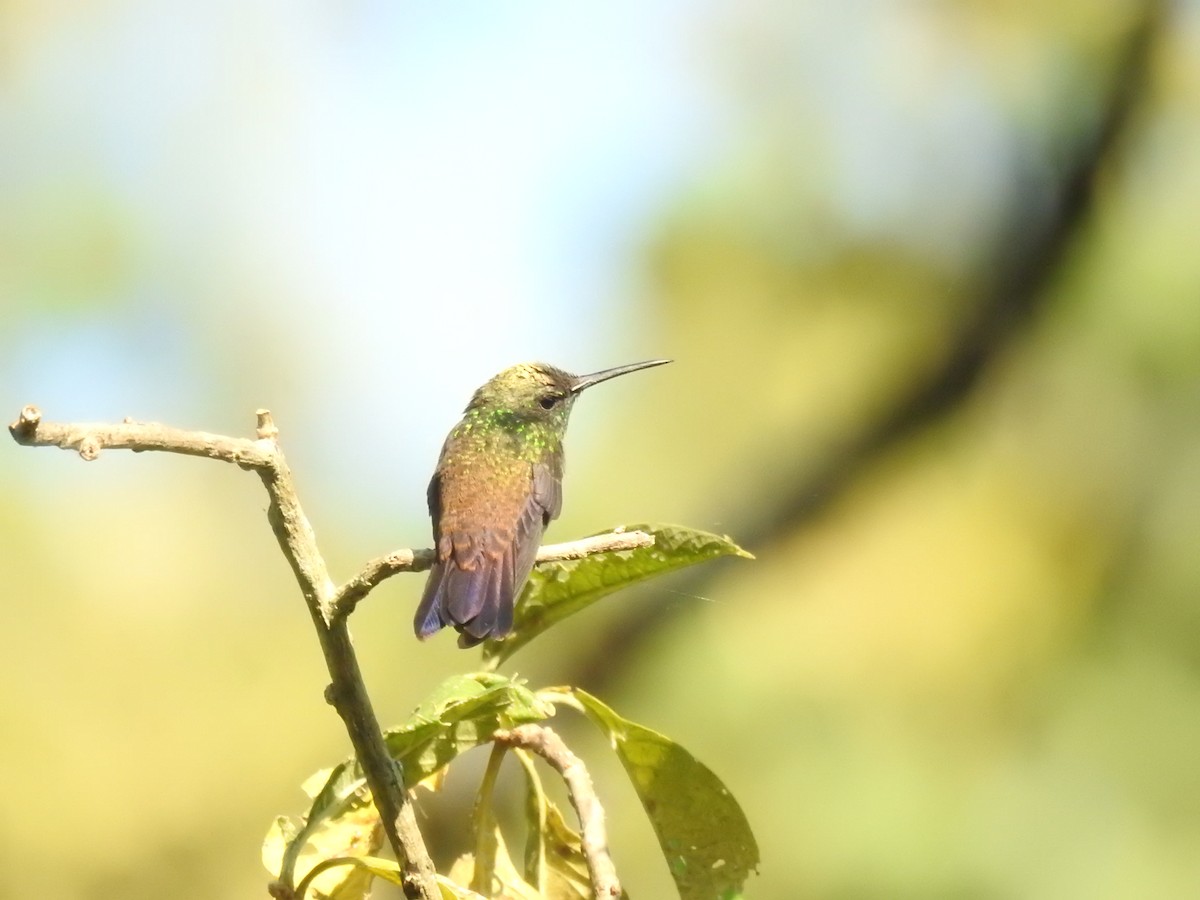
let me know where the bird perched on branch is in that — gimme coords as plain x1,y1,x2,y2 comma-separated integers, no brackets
414,359,670,647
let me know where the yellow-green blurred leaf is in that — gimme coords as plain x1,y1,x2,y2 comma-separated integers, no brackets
266,761,376,890
570,688,759,900
449,827,543,900
294,855,405,900
266,789,383,900
262,815,299,876
436,872,488,900
512,749,592,898
540,802,592,900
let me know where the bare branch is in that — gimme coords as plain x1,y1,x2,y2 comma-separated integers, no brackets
494,724,621,899
330,528,655,619
8,405,440,900
537,529,654,561
8,404,275,466
330,549,434,620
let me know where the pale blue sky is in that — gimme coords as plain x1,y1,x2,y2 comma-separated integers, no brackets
3,0,1050,510
3,2,718,506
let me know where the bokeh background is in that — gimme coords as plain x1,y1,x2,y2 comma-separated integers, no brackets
3,1,1199,897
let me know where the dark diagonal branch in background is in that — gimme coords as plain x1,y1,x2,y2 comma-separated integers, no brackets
569,3,1164,694
8,405,651,900
494,724,622,898
737,3,1162,548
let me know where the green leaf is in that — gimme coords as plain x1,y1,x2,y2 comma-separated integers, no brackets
262,815,298,878
295,855,404,900
384,673,553,787
540,802,593,899
514,749,550,888
482,523,753,667
435,873,489,900
512,749,592,899
265,674,551,895
568,688,759,900
448,829,542,900
468,745,507,895
287,856,492,900
309,852,377,900
265,762,379,891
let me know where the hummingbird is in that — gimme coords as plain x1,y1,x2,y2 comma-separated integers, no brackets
414,359,671,647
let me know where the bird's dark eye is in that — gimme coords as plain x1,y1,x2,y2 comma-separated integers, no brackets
539,395,559,410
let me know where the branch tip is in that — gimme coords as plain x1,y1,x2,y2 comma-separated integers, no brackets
78,436,101,461
9,404,41,440
256,409,278,440
495,723,621,898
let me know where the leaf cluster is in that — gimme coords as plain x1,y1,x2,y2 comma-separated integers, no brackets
265,524,757,899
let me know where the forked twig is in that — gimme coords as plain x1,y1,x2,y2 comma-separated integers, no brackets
494,723,621,898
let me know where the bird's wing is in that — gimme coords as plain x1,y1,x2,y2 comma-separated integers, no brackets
532,458,562,522
414,457,557,645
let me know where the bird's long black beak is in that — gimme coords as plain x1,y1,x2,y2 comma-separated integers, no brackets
569,358,672,394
